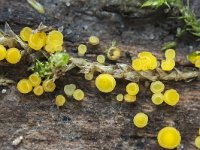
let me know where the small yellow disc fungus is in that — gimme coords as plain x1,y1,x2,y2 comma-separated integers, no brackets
161,59,175,71
157,127,181,149
28,32,46,50
195,136,200,149
97,55,105,64
116,94,123,102
107,47,121,60
165,49,176,59
64,84,76,96
164,89,180,106
55,95,66,107
28,73,42,87
126,82,139,96
132,58,143,71
46,30,63,46
151,93,164,105
45,44,63,54
88,36,99,45
20,27,32,41
0,45,7,61
42,79,56,92
195,59,200,68
133,112,148,128
33,85,44,96
150,81,165,93
84,73,93,81
17,79,33,94
95,74,116,93
124,94,136,102
6,48,22,64
78,44,87,56
73,89,85,101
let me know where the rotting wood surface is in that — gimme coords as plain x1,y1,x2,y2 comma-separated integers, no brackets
0,0,200,150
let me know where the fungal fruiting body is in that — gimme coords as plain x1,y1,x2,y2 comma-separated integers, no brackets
195,136,200,149
17,79,33,94
84,73,93,81
55,95,66,107
133,112,148,128
165,49,176,59
163,89,180,106
151,93,164,105
95,74,116,93
0,45,7,61
88,36,99,45
28,32,46,50
157,127,181,149
64,84,76,96
187,51,200,68
20,27,32,42
116,94,123,102
42,79,56,92
28,73,42,87
97,55,105,64
6,48,22,64
150,81,165,93
78,44,87,56
161,59,175,71
124,94,136,103
73,89,85,101
107,47,121,60
33,85,44,96
126,82,139,96
132,51,157,71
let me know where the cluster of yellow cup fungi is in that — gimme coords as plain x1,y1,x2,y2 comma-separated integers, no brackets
195,128,200,149
187,51,200,69
161,49,176,71
150,81,180,106
20,27,64,53
17,73,55,95
132,51,158,71
0,45,22,64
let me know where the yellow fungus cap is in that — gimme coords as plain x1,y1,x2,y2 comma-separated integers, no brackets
6,48,22,64
84,73,93,81
150,81,165,93
28,32,46,50
42,79,56,92
158,127,181,149
151,93,164,105
161,59,175,71
132,58,143,71
195,136,200,149
133,112,148,128
126,82,139,96
78,44,87,56
97,55,105,64
64,84,76,96
95,74,116,93
45,44,63,54
165,49,176,59
17,79,33,94
28,73,42,87
164,89,179,106
73,89,85,101
20,27,32,42
124,94,136,103
55,95,66,107
0,45,7,61
33,85,44,96
88,36,99,45
46,30,63,46
107,47,121,60
116,94,123,102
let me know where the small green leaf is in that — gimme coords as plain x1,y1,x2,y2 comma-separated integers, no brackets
142,0,165,8
161,41,177,51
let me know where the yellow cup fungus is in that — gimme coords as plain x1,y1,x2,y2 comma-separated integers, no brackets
107,47,121,60
46,30,63,46
151,93,164,105
132,51,158,71
157,127,181,149
126,82,139,96
28,73,42,87
163,89,179,106
20,27,32,42
88,36,99,45
55,95,66,107
6,48,22,64
133,112,148,128
84,73,93,81
28,32,46,50
97,55,106,64
124,94,136,103
161,59,175,71
187,51,200,69
150,81,165,93
116,94,123,102
17,79,33,94
33,85,44,96
45,44,63,54
42,79,56,92
165,49,176,59
64,84,76,96
73,89,85,101
78,44,87,56
195,136,200,149
95,74,116,93
0,45,7,61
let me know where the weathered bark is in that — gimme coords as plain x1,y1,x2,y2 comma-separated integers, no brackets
0,0,200,150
